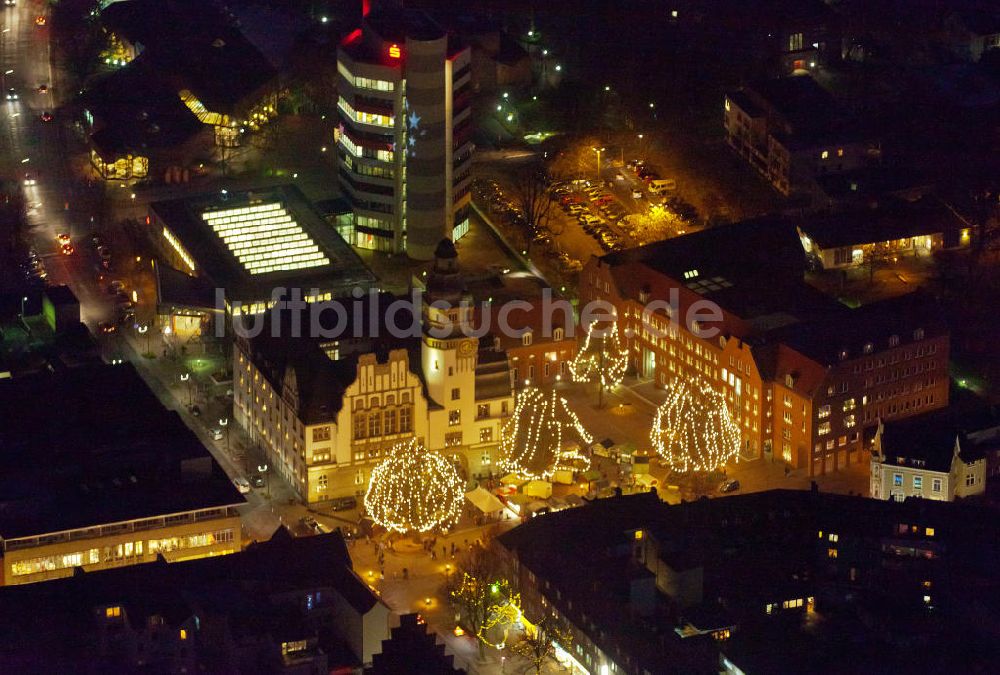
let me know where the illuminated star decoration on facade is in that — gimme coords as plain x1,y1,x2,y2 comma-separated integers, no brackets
364,438,465,533
568,320,629,389
408,110,421,131
498,387,592,479
650,378,742,473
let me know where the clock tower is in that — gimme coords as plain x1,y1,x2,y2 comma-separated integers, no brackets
421,239,477,410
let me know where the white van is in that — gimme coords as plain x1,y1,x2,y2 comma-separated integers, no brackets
648,178,677,195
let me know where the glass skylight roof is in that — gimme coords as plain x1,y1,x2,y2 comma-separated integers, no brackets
202,202,329,275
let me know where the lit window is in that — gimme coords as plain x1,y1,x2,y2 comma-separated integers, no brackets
180,629,188,640
821,150,829,160
827,548,838,558
828,533,839,542
836,148,844,157
106,606,122,618
925,527,935,537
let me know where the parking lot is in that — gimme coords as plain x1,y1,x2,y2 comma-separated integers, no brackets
471,155,707,298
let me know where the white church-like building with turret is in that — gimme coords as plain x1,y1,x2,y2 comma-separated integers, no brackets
233,239,515,502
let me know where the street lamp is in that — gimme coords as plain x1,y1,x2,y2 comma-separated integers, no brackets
591,146,605,181
19,295,27,317
637,133,645,161
180,372,192,406
219,417,230,453
258,463,270,499
137,322,150,354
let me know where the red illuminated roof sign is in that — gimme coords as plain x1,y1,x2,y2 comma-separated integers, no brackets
388,44,401,59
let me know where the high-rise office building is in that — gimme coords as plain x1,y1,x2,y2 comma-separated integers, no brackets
335,1,473,259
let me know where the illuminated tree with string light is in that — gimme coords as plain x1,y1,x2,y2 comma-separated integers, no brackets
498,387,593,479
650,378,741,473
569,320,629,407
364,438,465,534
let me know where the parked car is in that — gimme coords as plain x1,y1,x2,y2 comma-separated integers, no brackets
233,477,251,494
330,496,357,511
210,428,223,441
301,516,325,534
249,473,265,488
719,479,741,493
578,214,602,227
648,178,677,195
98,321,117,334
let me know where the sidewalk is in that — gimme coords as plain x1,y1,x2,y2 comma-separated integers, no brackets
118,330,285,541
346,521,530,673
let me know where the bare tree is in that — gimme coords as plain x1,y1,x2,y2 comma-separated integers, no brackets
861,240,893,284
509,165,555,235
512,616,572,675
445,544,504,659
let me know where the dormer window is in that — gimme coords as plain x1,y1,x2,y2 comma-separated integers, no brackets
838,349,848,361
553,327,564,341
785,374,794,388
522,332,533,346
913,328,924,340
888,335,899,347
683,269,699,280
863,343,874,354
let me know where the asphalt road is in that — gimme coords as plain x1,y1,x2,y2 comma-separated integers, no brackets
2,2,117,328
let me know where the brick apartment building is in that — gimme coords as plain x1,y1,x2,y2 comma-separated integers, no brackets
581,218,949,476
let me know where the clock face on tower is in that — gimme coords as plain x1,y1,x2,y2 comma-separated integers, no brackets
459,340,476,356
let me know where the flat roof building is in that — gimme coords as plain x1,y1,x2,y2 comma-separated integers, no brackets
0,363,245,586
0,530,392,671
149,184,376,327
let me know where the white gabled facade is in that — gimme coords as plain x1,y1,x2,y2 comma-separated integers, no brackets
870,424,987,502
